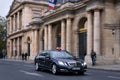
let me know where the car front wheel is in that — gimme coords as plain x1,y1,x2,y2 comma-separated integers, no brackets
78,71,84,75
35,63,39,71
52,64,58,75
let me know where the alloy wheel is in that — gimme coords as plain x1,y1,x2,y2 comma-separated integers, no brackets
35,63,39,71
52,64,57,74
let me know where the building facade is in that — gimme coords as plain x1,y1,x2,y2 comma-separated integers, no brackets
7,0,120,64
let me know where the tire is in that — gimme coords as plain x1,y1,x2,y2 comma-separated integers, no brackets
52,64,58,75
35,63,39,71
78,71,84,75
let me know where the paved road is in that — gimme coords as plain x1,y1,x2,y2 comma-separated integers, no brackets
0,60,120,80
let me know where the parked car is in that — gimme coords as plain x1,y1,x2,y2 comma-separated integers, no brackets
34,50,87,75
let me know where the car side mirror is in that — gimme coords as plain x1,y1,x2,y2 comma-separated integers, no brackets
45,55,50,59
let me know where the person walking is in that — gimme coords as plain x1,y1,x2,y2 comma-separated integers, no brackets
21,53,25,60
24,52,27,61
90,49,96,66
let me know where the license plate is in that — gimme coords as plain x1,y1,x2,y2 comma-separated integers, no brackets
72,67,80,70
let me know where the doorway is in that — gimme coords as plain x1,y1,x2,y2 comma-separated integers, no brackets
27,37,31,56
78,29,87,59
78,17,87,60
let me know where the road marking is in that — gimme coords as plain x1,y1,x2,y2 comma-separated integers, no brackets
19,70,44,77
108,76,120,79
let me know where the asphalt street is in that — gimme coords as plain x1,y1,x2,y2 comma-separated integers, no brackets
0,60,120,80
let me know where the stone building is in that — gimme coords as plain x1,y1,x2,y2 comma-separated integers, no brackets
7,0,120,64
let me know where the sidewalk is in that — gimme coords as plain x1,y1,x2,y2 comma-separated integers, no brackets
1,58,34,64
88,64,120,72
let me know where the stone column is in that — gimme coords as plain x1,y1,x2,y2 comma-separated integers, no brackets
11,16,13,33
19,37,22,56
35,30,38,54
17,12,20,30
61,20,66,50
39,29,43,51
15,39,17,58
13,15,15,32
15,14,17,31
66,18,72,52
17,38,20,58
93,9,101,55
39,39,43,51
10,17,12,33
9,40,13,58
44,26,48,50
32,30,38,58
19,10,22,30
13,39,15,57
48,24,52,50
87,11,93,55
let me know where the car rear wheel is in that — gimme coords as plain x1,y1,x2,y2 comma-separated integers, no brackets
35,63,39,71
52,64,58,75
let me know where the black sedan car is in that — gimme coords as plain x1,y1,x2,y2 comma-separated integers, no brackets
34,50,87,75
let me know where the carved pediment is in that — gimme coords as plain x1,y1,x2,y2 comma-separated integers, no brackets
9,0,21,12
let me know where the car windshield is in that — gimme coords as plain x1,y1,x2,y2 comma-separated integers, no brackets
50,51,74,58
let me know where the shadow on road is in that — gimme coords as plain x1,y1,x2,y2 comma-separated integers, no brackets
35,70,88,76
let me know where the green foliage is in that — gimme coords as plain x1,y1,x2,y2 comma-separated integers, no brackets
0,17,7,56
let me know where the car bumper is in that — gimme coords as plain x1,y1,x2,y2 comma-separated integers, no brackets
57,65,87,73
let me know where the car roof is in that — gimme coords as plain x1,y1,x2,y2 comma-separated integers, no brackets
41,50,66,52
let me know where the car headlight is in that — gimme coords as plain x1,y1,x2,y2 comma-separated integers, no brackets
82,62,87,66
58,61,67,66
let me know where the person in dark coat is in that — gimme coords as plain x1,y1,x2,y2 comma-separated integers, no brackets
21,53,24,60
24,53,27,61
90,50,96,66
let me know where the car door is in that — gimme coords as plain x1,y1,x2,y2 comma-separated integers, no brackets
36,52,46,68
44,52,53,70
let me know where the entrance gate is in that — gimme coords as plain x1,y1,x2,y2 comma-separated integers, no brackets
78,28,87,60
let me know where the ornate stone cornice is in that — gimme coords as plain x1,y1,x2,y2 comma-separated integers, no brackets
28,0,90,26
7,0,48,17
41,1,88,24
86,5,104,11
86,0,104,12
8,30,24,39
8,28,30,38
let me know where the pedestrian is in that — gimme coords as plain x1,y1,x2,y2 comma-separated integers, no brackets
90,49,96,66
24,52,27,61
21,53,24,60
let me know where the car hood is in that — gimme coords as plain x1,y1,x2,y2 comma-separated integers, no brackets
55,58,83,63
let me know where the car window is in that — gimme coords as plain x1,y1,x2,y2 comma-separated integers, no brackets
45,53,50,57
50,51,74,58
39,52,47,56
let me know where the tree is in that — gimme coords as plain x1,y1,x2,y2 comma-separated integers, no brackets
0,16,7,58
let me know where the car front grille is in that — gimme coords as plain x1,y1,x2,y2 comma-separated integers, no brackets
68,62,81,67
